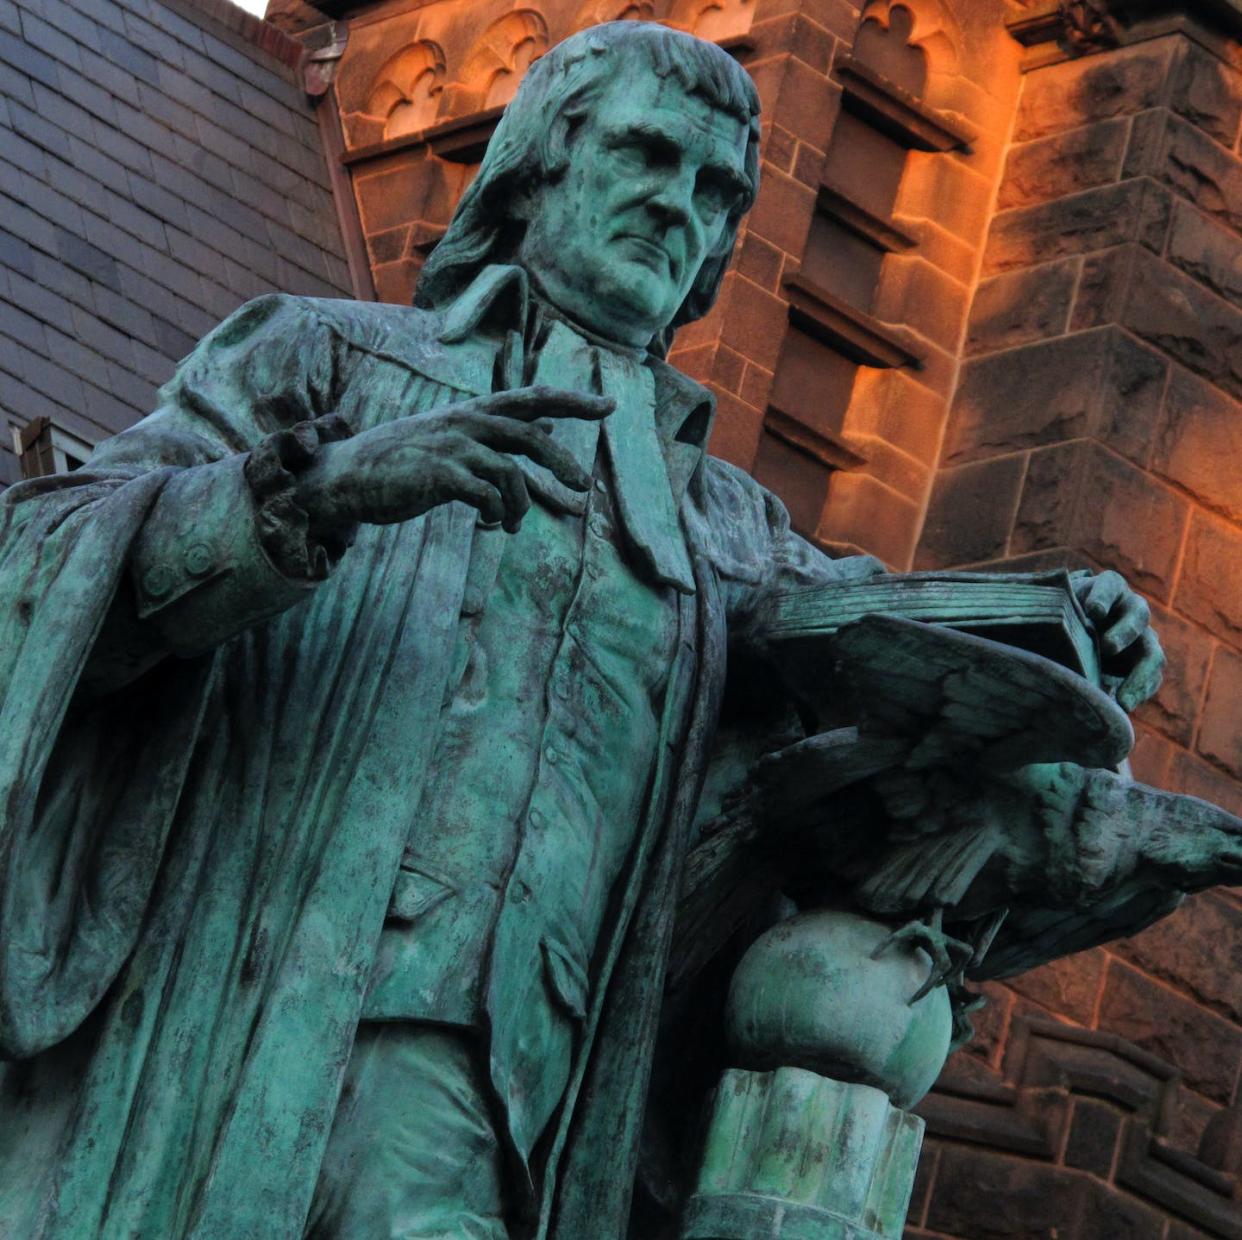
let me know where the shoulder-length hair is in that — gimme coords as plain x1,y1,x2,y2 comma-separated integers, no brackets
415,21,761,355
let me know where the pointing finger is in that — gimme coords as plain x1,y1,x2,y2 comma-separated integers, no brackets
477,386,615,423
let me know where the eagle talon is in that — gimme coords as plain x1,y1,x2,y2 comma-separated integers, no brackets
871,907,974,1006
948,980,988,1050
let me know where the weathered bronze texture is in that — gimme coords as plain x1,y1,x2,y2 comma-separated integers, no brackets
0,20,1222,1240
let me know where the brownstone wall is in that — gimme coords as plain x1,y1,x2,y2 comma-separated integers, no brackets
670,0,1024,570
908,15,1242,1239
0,0,352,484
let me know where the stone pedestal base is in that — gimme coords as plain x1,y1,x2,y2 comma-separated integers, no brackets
682,1067,923,1240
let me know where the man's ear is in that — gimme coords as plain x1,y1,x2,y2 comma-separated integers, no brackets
508,188,534,223
540,109,584,181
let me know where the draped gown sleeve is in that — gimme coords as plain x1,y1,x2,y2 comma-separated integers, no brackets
0,293,351,1059
688,455,884,624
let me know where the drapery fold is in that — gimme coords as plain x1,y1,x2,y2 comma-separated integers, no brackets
0,286,881,1240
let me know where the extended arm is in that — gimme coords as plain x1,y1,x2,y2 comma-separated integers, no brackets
698,458,1162,711
81,297,613,691
79,295,354,689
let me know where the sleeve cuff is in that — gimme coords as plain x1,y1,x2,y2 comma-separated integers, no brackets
244,413,356,580
131,418,355,657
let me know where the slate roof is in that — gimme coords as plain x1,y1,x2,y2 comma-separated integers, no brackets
0,0,352,483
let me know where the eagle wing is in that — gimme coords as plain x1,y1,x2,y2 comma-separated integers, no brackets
829,614,1133,774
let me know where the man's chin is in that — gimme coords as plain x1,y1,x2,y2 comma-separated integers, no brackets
598,277,678,332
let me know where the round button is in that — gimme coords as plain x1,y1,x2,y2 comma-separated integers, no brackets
589,514,608,538
554,679,570,700
184,542,214,578
594,478,606,494
143,564,173,600
529,808,544,828
544,745,559,765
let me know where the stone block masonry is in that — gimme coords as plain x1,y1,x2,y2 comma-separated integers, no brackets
912,11,1242,1237
0,0,352,483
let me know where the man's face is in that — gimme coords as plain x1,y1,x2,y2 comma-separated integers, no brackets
516,70,751,348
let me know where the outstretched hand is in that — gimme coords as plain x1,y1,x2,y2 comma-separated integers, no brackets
1074,570,1165,712
295,385,614,536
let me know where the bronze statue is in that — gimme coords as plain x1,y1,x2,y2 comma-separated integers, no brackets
0,23,1188,1240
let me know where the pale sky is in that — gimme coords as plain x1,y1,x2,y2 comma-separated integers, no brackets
229,0,269,15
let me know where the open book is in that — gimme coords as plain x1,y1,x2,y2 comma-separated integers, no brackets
753,569,1101,687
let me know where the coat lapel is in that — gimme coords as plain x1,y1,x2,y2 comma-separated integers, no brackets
542,554,727,1239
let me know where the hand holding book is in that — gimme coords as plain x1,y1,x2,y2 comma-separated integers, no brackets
1073,569,1165,712
753,567,1165,718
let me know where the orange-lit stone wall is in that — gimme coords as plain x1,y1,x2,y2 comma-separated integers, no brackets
910,14,1242,1239
276,0,1242,1232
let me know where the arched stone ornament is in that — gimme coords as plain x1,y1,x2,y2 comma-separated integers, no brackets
367,40,449,140
860,0,962,76
455,10,550,112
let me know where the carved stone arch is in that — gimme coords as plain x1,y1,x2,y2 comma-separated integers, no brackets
858,0,960,80
456,10,550,111
363,40,448,140
667,0,755,41
568,0,655,35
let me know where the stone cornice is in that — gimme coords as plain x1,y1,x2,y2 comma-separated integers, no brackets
1008,0,1242,67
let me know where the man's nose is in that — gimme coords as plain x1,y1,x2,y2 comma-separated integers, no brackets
645,171,694,227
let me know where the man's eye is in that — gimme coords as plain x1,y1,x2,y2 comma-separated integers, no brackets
695,178,738,214
612,138,677,170
614,144,650,167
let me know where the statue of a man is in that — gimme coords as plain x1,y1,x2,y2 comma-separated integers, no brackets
0,22,1162,1240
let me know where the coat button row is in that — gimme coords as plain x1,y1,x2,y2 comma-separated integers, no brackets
142,542,216,602
143,564,174,600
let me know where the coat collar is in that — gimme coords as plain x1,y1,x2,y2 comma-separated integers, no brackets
423,265,714,508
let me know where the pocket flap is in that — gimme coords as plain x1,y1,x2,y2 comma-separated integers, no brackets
387,865,455,922
541,937,589,1021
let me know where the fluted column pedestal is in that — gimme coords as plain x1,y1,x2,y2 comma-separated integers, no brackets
683,1068,923,1239
682,909,955,1240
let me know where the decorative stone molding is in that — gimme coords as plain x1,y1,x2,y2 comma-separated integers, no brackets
1008,0,1242,66
835,57,976,152
783,274,924,370
363,40,447,139
859,0,963,76
452,9,549,110
916,1020,1242,1238
815,185,918,255
343,105,506,166
763,407,870,474
1059,0,1123,53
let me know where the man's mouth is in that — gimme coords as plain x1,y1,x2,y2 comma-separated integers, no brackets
617,235,671,271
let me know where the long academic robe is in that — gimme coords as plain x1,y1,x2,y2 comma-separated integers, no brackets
0,273,881,1240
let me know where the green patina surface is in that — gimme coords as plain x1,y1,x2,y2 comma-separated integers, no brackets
0,20,1216,1240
